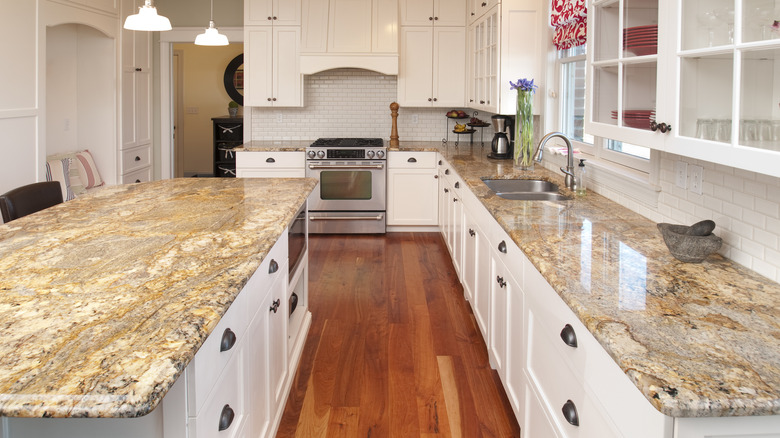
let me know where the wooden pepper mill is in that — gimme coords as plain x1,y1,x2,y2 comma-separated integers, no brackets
389,102,400,147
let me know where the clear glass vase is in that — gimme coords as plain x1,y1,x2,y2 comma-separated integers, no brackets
515,90,534,169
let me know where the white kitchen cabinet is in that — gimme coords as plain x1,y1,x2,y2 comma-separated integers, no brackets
246,0,302,25
387,151,439,226
245,26,303,107
398,26,466,107
66,0,118,14
400,0,466,26
327,0,371,52
586,0,780,177
236,151,306,177
467,0,543,114
468,0,499,24
121,0,153,180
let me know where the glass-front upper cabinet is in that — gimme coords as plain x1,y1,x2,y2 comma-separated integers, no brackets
586,0,780,177
587,0,666,149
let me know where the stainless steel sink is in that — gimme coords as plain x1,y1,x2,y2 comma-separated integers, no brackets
482,179,571,201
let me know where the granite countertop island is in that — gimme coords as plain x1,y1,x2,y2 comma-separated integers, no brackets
0,177,317,418
392,141,780,419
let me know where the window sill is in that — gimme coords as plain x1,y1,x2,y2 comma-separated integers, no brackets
541,151,661,210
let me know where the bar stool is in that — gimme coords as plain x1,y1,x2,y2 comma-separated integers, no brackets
0,181,64,223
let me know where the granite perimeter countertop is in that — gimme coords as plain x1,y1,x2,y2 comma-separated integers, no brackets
0,177,317,418
238,140,311,151
395,141,780,418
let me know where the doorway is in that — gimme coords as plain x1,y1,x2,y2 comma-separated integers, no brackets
158,29,244,180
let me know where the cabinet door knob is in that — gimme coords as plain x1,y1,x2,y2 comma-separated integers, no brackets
270,299,281,313
135,179,141,183
429,16,434,20
273,16,277,20
267,16,272,20
454,182,460,189
428,98,433,102
267,98,273,101
562,400,580,426
469,228,475,237
438,160,442,165
433,97,438,102
269,259,279,274
445,169,450,175
407,157,417,163
650,121,672,133
498,240,507,254
220,328,237,352
560,324,578,348
471,12,475,15
482,1,487,6
218,404,235,431
266,157,276,163
453,197,458,203
496,275,506,288
272,98,277,101
444,188,449,193
434,174,439,179
134,156,141,161
480,100,485,104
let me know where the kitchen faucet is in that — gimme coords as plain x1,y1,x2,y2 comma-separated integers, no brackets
533,132,576,190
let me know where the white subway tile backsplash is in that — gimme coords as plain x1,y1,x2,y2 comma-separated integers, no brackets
249,69,492,142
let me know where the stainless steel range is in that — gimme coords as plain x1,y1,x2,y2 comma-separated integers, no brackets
306,138,387,234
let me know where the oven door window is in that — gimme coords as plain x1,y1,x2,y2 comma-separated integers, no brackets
319,170,373,200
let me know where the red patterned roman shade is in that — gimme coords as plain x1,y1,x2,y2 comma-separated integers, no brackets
551,0,587,50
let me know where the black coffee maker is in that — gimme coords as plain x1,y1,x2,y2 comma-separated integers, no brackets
488,115,514,160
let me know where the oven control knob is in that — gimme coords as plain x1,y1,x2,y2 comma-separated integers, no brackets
367,150,375,159
376,150,385,159
317,150,326,159
307,150,316,159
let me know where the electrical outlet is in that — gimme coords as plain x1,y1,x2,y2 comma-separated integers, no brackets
690,165,703,195
675,161,688,189
412,114,419,124
64,119,70,131
276,113,283,123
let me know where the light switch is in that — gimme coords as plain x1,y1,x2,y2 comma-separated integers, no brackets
186,107,199,114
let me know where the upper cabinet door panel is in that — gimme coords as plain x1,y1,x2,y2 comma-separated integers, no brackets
400,0,436,26
301,0,329,52
246,0,301,26
274,0,302,25
435,0,466,26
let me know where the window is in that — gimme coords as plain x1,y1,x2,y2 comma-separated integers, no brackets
557,46,651,172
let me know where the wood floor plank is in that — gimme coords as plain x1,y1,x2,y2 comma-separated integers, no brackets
278,233,520,437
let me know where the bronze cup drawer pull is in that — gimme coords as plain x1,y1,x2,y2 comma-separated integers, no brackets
218,404,235,431
560,324,578,348
220,328,237,352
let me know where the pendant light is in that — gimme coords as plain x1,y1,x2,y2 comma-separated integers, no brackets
123,0,172,31
195,0,229,46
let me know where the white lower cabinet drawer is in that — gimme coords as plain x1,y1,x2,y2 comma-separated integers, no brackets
187,291,249,417
527,304,619,438
188,348,246,438
122,167,151,184
388,151,437,168
236,151,305,169
122,145,152,173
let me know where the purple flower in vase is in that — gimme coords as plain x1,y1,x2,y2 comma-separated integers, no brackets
510,78,538,93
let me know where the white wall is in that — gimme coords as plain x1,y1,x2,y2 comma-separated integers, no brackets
250,68,495,142
0,1,39,194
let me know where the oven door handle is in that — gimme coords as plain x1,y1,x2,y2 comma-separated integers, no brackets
310,215,384,221
307,164,385,170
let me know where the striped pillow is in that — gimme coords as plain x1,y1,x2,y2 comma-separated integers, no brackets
74,150,104,189
45,158,75,201
46,152,85,196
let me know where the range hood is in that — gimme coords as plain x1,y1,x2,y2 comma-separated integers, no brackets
300,0,399,75
300,55,398,75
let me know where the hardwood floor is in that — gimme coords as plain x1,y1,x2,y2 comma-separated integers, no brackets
278,233,521,437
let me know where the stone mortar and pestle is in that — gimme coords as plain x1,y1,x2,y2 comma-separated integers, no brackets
657,219,722,263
